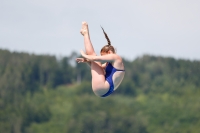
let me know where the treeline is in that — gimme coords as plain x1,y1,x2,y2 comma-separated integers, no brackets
0,49,88,99
119,55,200,95
0,49,200,133
0,49,78,132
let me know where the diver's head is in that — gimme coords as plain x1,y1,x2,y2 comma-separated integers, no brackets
100,27,116,55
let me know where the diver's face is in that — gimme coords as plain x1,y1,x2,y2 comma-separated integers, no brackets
100,52,107,56
101,50,113,56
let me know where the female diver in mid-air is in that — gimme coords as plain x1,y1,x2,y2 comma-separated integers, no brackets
76,22,125,97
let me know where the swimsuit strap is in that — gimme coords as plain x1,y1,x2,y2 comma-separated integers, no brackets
116,69,125,72
108,62,125,72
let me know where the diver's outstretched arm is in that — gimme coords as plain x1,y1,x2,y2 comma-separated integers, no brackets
80,50,121,62
76,58,91,66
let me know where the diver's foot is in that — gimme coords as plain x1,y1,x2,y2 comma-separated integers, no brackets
80,21,89,36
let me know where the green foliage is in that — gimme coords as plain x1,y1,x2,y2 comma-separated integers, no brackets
117,79,136,96
1,49,200,133
23,86,200,133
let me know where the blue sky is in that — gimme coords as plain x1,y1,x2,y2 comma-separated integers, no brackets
0,0,200,60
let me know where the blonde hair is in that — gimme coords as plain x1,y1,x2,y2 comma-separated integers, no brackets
100,27,116,53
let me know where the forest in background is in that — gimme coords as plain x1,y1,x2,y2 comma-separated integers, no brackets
0,49,200,133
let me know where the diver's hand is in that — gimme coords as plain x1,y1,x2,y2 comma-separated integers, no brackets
76,58,89,63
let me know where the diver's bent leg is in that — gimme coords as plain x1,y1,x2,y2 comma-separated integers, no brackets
81,22,96,55
90,62,109,96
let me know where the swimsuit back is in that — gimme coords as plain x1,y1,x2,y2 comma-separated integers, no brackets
101,62,125,97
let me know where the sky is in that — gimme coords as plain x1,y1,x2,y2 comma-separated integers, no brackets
0,0,200,61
